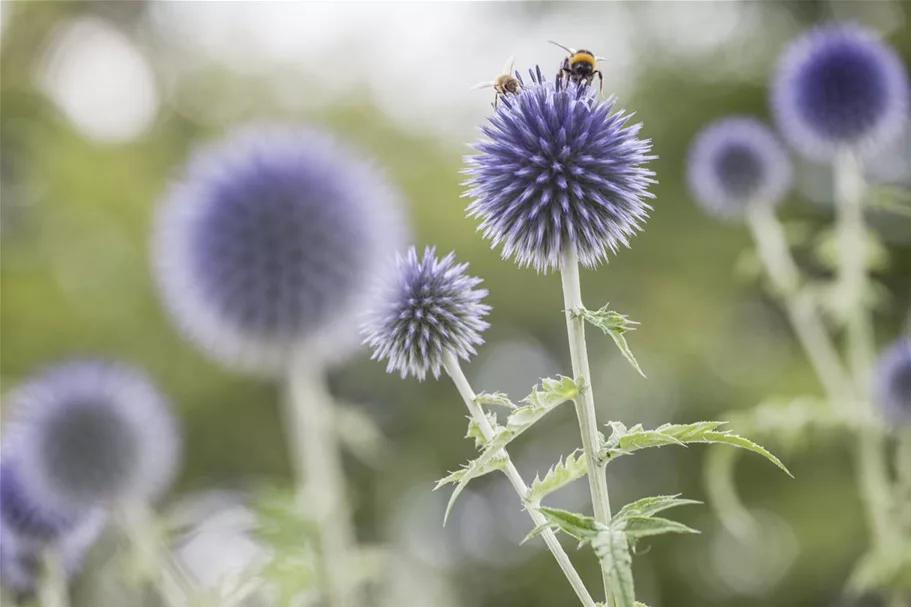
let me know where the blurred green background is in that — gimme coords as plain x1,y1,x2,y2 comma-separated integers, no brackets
2,2,911,606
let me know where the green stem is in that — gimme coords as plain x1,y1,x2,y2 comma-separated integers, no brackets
117,503,196,607
834,150,897,566
746,203,852,407
38,550,69,607
560,247,615,606
286,351,358,607
443,351,598,607
897,427,911,537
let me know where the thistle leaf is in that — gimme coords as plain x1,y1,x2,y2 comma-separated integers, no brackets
621,516,700,540
577,304,645,377
434,450,508,525
526,450,588,506
592,526,636,607
523,507,602,543
465,410,499,449
485,376,580,453
474,391,517,409
613,494,702,523
602,420,791,476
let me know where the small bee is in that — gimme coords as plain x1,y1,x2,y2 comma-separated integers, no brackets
471,56,522,108
549,40,605,93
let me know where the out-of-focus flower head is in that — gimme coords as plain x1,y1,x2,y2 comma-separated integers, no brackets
153,125,408,375
874,338,911,423
771,23,909,161
2,360,181,514
464,67,656,272
687,117,792,220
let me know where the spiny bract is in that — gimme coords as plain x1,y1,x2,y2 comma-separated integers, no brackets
464,67,656,272
687,117,792,220
362,246,490,381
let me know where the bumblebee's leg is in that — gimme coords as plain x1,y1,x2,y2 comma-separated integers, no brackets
493,93,499,109
594,71,604,96
555,71,562,91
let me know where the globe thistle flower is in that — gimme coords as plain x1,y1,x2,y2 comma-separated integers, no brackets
771,23,910,161
153,125,407,375
0,461,75,540
0,508,106,598
2,360,181,515
362,246,490,380
687,117,793,220
464,67,656,272
873,338,911,423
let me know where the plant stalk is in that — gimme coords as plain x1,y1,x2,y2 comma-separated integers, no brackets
286,351,358,607
834,150,898,588
898,427,911,537
746,203,852,407
442,351,597,607
560,247,615,605
38,550,69,607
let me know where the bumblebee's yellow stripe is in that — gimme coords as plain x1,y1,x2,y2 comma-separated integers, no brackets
570,51,595,67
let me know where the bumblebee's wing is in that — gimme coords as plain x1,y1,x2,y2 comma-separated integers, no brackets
548,40,576,54
595,56,608,62
501,56,515,75
470,81,496,90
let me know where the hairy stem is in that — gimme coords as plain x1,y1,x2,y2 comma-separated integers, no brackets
286,353,358,607
746,203,852,407
38,550,69,607
834,150,897,566
443,351,597,607
560,247,615,605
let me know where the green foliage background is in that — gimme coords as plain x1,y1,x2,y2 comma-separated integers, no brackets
2,2,910,606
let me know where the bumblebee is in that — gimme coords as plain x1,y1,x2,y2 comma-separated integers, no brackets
471,56,522,108
549,41,605,93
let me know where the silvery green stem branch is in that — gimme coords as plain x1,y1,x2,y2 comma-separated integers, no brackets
38,550,69,607
897,427,911,536
746,203,852,407
834,149,896,557
442,351,597,607
286,352,358,607
560,247,615,606
117,503,196,607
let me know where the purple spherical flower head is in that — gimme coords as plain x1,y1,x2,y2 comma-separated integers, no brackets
874,338,911,424
2,360,181,515
153,125,407,375
362,246,490,381
0,508,106,598
772,23,909,161
0,461,75,540
464,67,656,272
687,117,793,220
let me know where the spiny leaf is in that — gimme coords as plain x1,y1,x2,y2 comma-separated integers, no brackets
621,516,700,540
465,411,499,449
526,450,588,506
592,527,636,607
434,450,508,525
523,507,602,544
601,421,791,476
613,495,702,524
577,304,646,377
474,391,517,409
484,376,580,453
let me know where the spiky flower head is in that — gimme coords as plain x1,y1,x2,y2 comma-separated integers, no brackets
2,360,181,515
874,338,911,424
771,23,909,161
0,461,76,540
687,117,792,220
153,125,407,375
464,67,656,272
362,246,490,380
